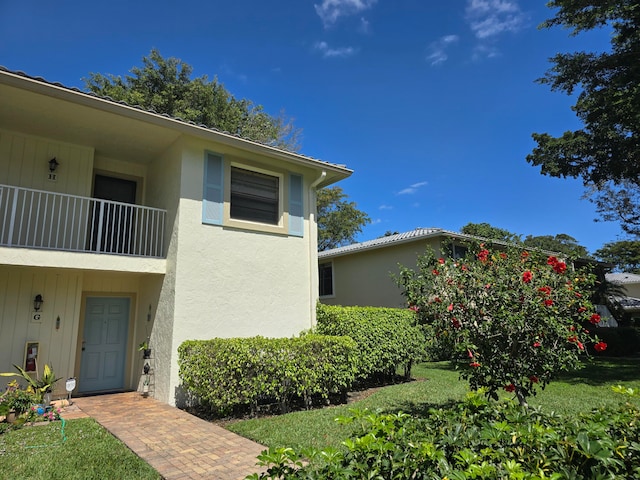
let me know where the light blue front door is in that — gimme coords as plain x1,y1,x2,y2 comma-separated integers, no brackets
79,297,130,393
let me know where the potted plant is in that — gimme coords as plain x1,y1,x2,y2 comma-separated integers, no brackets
0,380,37,423
138,340,151,359
1,363,60,405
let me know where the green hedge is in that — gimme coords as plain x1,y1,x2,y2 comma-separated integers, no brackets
316,304,426,383
178,334,356,415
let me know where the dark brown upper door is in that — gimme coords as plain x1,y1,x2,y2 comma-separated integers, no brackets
90,175,137,253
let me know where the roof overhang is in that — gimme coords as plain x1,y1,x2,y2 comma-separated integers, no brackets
0,68,351,188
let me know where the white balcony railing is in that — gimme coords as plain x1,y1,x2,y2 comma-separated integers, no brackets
0,184,166,258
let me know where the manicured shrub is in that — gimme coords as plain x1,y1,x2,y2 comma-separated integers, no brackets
178,334,356,416
249,392,640,479
316,304,426,383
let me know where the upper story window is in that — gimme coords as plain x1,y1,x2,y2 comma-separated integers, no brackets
230,167,279,225
202,151,304,237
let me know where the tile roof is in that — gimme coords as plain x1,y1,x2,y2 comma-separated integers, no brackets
0,66,350,173
318,228,469,258
606,272,640,284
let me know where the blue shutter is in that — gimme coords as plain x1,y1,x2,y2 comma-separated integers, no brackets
289,174,304,237
203,153,224,225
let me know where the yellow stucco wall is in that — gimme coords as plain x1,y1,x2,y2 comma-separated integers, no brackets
321,238,443,308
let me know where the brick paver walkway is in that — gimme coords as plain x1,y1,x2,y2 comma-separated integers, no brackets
70,392,266,480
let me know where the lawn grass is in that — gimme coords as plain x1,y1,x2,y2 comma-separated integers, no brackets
226,358,640,451
0,418,160,480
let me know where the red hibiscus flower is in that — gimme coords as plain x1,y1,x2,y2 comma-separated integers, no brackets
409,305,419,312
538,286,551,296
594,341,608,352
499,252,507,259
477,249,490,262
544,299,554,307
589,314,601,325
521,251,530,259
577,341,584,350
438,258,445,264
553,262,567,274
529,376,539,383
504,384,516,392
578,306,587,313
547,256,558,266
432,269,440,275
522,271,533,283
451,318,461,328
568,335,577,343
433,297,442,303
469,362,480,368
447,303,454,312
533,341,541,348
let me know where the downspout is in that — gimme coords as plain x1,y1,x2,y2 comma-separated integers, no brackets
309,170,327,328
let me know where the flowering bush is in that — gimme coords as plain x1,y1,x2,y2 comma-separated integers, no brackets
26,405,61,423
397,243,604,405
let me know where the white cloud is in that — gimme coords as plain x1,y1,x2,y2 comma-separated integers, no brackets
465,0,526,40
398,181,428,195
314,41,358,58
315,0,377,27
379,204,393,210
426,34,459,66
472,44,500,61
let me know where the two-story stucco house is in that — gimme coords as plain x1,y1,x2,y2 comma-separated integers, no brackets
0,67,351,405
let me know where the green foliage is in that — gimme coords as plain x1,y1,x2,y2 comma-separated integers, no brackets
84,49,301,151
595,240,640,273
0,364,60,402
397,243,603,405
459,223,590,258
316,304,426,382
0,381,37,415
317,187,370,251
178,335,356,416
250,396,640,479
460,222,522,244
589,327,640,357
523,233,590,258
528,1,640,234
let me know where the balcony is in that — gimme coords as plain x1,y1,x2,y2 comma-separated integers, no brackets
0,184,166,258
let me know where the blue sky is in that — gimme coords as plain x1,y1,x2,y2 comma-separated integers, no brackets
0,0,624,253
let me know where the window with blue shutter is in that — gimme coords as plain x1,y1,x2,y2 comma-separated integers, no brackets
203,153,224,225
289,174,304,237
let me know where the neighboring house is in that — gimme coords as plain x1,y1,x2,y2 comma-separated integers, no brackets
318,227,604,310
605,272,640,326
0,67,351,406
318,228,474,308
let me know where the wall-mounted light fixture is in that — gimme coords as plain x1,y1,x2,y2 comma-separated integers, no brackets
33,294,43,311
48,157,59,173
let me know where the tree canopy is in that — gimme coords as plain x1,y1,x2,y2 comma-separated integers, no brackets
594,240,640,273
523,233,589,258
527,1,640,234
317,187,370,251
459,222,589,257
84,49,301,151
460,222,522,244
